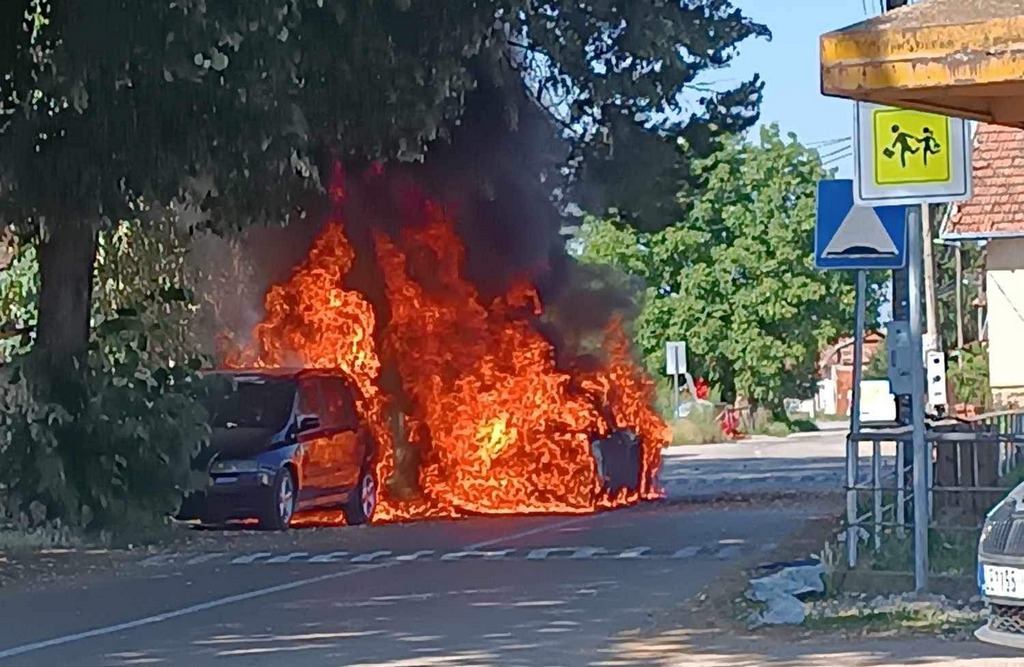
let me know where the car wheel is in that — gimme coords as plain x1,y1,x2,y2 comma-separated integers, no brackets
259,468,296,531
343,467,377,526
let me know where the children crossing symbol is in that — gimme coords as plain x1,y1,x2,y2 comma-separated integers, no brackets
853,102,971,206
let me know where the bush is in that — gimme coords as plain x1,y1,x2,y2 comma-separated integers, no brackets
670,404,728,445
0,311,214,537
788,418,819,432
948,342,990,409
759,420,792,438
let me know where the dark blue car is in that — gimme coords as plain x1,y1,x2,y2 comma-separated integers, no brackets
179,368,379,530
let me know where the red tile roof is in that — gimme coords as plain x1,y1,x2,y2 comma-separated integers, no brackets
946,123,1024,237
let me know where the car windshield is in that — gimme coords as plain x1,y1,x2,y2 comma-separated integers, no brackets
204,376,296,430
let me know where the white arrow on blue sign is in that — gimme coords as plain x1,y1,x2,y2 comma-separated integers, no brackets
815,179,908,270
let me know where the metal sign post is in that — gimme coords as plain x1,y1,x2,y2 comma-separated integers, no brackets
907,205,930,592
672,351,680,419
847,270,867,568
665,342,686,419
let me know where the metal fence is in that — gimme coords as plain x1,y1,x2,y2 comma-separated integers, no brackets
844,411,1024,577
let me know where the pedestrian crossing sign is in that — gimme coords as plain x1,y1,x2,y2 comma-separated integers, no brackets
853,102,972,207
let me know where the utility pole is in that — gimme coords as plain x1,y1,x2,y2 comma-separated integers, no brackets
886,0,912,426
922,204,940,352
955,244,964,363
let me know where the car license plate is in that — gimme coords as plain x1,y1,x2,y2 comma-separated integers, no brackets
213,475,238,485
983,565,1024,599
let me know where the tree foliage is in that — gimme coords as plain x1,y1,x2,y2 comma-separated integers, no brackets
1,0,767,233
578,125,886,410
0,219,216,534
0,0,769,531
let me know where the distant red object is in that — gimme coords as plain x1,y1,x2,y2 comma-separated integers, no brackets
717,407,743,439
694,377,710,401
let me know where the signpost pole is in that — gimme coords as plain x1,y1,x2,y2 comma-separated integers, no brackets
672,347,680,420
847,269,867,569
907,205,930,592
850,271,867,436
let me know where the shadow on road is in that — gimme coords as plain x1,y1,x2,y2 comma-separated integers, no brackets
598,627,1019,667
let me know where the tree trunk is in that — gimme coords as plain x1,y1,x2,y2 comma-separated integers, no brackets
34,220,98,391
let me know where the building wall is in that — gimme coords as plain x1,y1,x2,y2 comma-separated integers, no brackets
987,238,1024,406
818,333,885,416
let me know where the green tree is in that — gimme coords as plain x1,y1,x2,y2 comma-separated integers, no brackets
864,339,888,380
1,0,769,392
578,124,886,412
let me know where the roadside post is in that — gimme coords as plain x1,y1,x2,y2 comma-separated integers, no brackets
851,101,973,593
815,178,908,569
665,341,686,419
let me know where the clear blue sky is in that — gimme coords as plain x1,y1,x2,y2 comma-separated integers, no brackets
727,0,879,177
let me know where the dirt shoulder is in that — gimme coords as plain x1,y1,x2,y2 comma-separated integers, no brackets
611,498,1022,666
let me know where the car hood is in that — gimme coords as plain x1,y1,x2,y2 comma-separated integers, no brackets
194,427,279,470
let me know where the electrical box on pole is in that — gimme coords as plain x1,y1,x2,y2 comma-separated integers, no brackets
926,350,949,414
886,319,913,395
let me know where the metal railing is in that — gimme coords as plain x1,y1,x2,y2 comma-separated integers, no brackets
844,410,1024,576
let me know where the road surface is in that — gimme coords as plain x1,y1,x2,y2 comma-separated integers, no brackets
660,423,896,499
0,426,962,667
0,503,814,666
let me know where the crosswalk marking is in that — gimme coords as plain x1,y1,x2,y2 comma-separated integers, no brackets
671,546,700,559
308,551,349,564
394,550,435,562
185,552,226,566
440,549,514,561
526,547,605,560
231,552,272,564
142,541,755,569
350,550,391,563
265,552,310,564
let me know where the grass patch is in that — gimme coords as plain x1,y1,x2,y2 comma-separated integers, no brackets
671,415,726,445
804,607,980,636
842,523,979,577
0,527,80,552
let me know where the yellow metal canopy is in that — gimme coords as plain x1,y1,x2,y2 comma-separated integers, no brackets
820,0,1024,128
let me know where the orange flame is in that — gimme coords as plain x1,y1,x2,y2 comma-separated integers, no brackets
224,166,666,524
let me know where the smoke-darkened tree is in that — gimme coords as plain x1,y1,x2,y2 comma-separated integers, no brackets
0,0,768,392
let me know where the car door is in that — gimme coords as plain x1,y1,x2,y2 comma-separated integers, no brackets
295,375,328,505
318,376,365,497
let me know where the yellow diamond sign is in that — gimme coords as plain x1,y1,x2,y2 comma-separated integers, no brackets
853,102,972,207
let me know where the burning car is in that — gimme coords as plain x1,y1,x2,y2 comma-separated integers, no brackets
178,369,378,530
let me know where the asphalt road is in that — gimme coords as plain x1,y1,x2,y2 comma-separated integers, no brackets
0,427,862,666
0,501,823,667
660,424,896,499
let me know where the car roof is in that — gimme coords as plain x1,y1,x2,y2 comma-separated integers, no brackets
202,367,349,380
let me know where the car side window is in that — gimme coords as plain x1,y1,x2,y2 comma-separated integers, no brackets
321,377,359,431
296,378,323,427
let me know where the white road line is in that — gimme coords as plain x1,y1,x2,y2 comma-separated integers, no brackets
265,552,309,564
140,554,177,567
184,553,226,566
614,547,651,559
307,551,349,564
671,546,700,559
393,550,434,562
350,550,391,563
525,547,605,560
439,549,514,562
230,552,272,565
0,514,596,661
